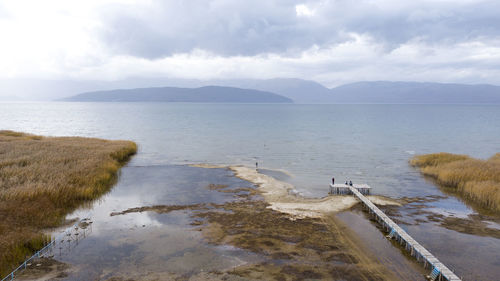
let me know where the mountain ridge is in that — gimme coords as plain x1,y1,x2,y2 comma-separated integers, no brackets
62,85,293,103
327,81,500,104
2,77,500,104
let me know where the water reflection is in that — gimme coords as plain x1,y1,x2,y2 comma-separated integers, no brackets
2,102,499,279
56,165,261,279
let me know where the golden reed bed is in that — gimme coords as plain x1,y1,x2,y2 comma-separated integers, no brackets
0,131,136,275
411,152,500,213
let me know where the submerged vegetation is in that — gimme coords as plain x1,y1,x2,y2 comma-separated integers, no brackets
410,152,500,212
113,184,398,280
0,130,136,275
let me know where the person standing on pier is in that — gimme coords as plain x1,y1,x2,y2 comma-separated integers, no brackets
331,176,335,185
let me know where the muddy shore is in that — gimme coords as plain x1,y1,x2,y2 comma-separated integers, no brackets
16,165,427,280
109,177,398,280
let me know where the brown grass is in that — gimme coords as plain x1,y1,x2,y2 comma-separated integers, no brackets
410,152,500,212
0,130,136,275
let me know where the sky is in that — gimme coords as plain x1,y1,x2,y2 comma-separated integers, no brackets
1,0,500,87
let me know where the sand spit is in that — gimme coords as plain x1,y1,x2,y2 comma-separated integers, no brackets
229,165,400,219
97,165,410,280
194,164,400,219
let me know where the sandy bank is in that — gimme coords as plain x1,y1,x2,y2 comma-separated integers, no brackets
100,164,408,280
193,164,400,219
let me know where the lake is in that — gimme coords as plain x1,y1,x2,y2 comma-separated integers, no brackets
1,102,500,280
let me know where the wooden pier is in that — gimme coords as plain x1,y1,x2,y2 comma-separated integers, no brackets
340,184,461,281
329,183,371,195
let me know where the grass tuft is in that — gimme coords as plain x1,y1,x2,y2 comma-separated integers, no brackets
0,130,136,275
410,152,500,212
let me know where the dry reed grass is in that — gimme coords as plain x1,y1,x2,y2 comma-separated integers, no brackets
0,130,136,275
410,152,500,213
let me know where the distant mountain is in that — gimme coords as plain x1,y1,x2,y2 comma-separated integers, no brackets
328,81,500,104
206,78,332,103
203,79,500,104
62,86,293,103
3,77,500,104
0,78,203,101
2,77,327,101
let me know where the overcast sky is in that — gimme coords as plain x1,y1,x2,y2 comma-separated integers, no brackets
1,0,500,87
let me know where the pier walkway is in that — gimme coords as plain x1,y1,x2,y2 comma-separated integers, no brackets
329,183,371,195
335,183,461,281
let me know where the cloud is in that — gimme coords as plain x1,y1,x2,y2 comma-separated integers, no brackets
95,0,500,58
64,34,500,87
295,4,315,17
0,0,500,86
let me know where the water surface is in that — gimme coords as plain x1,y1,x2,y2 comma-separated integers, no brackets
56,165,261,279
2,102,499,279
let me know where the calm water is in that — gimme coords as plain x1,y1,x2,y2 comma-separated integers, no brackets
53,165,262,279
2,102,500,279
2,102,499,198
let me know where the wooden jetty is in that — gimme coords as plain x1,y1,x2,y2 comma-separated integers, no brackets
336,184,461,281
329,183,371,195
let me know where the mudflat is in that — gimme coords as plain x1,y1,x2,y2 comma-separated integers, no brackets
111,180,398,280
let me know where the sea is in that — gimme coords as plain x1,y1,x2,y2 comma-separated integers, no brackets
1,102,499,280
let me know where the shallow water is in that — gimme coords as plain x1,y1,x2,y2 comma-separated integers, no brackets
2,102,500,279
336,210,426,281
405,219,500,280
54,165,261,279
44,164,427,280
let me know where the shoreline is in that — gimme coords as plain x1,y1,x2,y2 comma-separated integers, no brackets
0,131,137,276
112,164,407,280
193,164,401,219
16,163,425,280
410,152,500,213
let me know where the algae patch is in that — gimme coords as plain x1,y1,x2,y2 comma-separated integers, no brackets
110,182,398,280
15,257,71,281
110,204,206,217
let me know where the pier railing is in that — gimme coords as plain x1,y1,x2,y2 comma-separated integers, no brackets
346,185,461,281
329,183,371,195
1,215,92,281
